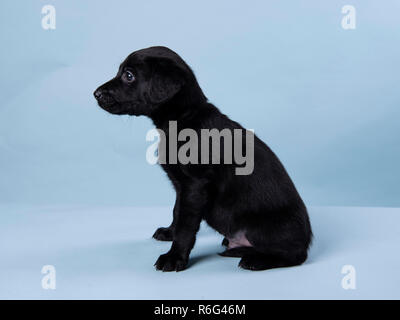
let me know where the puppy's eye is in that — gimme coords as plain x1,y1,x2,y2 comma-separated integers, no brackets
122,70,135,82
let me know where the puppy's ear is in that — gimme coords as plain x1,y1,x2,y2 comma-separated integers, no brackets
147,57,185,104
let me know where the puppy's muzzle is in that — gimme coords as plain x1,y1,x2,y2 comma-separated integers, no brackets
94,88,117,106
94,88,128,115
94,88,113,103
93,89,103,100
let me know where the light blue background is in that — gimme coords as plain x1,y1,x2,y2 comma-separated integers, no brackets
2,205,400,299
1,0,399,207
1,1,400,300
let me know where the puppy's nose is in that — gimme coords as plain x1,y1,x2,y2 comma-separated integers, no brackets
94,89,103,100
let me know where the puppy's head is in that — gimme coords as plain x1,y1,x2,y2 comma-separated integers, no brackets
94,46,191,116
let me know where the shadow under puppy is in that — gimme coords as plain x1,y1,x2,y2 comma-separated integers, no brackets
94,46,312,271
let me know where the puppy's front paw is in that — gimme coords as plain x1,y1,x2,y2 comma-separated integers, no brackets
153,227,174,241
155,252,188,272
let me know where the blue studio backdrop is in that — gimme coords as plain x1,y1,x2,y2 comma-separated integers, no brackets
1,0,399,207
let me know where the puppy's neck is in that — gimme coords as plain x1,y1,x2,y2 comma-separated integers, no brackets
150,82,209,129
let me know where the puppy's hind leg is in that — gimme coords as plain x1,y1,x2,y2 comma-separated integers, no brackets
238,205,311,270
153,227,174,241
219,238,307,269
238,251,307,271
219,242,307,269
240,226,309,270
219,246,256,257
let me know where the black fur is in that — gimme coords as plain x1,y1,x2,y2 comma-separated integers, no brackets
94,46,312,272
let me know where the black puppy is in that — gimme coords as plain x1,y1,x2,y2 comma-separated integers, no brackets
94,46,312,271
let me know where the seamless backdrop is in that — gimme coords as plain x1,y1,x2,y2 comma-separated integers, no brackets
1,0,399,207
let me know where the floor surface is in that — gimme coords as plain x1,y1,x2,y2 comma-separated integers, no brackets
1,204,399,299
